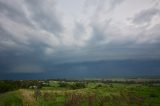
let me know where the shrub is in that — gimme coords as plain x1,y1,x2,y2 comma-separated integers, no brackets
43,92,55,101
34,88,41,100
95,84,103,89
70,82,86,89
58,82,70,88
149,93,159,98
0,81,17,93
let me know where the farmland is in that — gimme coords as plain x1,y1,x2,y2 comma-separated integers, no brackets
0,79,160,106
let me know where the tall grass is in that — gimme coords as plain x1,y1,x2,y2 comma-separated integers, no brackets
0,90,23,106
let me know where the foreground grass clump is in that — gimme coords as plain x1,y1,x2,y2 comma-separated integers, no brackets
0,90,23,106
0,80,160,106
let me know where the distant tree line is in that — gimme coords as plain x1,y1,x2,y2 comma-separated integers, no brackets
0,80,43,93
48,79,160,84
58,81,86,89
1,79,160,93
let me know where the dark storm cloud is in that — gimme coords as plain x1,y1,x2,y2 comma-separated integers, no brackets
0,0,63,35
0,0,62,54
108,0,124,11
0,0,160,78
1,60,160,80
0,1,32,26
24,0,64,35
88,19,114,45
73,22,85,39
132,8,160,24
0,27,28,52
84,0,124,11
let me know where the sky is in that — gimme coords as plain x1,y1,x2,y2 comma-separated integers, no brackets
0,0,160,79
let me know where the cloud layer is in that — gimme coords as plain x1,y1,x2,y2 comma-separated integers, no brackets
0,0,160,76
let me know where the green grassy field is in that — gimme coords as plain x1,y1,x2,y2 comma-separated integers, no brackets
0,81,160,106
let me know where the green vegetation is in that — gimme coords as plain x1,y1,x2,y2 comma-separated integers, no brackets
0,80,42,93
0,90,23,106
0,79,160,106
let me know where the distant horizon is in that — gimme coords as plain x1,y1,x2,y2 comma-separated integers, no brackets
1,75,160,80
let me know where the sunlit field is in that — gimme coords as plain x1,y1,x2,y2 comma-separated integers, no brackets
0,79,160,106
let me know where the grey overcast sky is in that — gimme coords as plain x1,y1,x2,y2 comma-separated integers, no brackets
0,0,160,79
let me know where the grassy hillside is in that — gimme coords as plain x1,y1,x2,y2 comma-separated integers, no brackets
0,81,160,106
0,90,23,106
